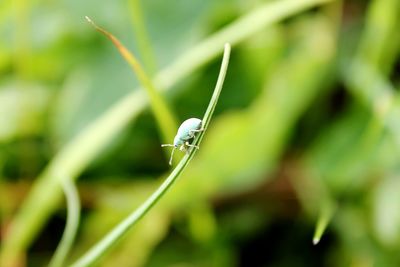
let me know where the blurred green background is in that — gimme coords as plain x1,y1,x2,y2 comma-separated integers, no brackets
1,0,400,266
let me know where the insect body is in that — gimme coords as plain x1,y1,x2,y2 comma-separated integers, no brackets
161,118,204,165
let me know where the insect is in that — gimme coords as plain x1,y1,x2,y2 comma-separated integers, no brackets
161,118,204,165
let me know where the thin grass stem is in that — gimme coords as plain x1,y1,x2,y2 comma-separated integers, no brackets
128,0,157,74
313,199,336,245
48,177,80,267
70,43,230,267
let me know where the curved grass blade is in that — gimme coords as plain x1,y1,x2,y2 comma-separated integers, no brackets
70,43,230,267
48,177,81,267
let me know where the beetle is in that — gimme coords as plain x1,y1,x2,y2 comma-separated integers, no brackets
161,118,204,165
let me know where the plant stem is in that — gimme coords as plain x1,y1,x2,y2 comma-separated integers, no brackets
128,0,157,74
48,177,81,267
313,199,336,245
70,43,230,267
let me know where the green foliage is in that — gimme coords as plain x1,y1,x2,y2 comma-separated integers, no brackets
1,0,400,266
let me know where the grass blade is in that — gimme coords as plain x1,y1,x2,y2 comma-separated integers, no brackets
313,199,336,245
48,177,80,267
85,16,177,144
70,43,230,267
128,0,157,74
343,0,400,150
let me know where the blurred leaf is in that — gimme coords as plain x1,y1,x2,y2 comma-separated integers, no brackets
372,175,400,247
188,204,217,244
305,105,373,192
0,81,51,142
49,69,92,146
355,0,400,74
335,206,400,267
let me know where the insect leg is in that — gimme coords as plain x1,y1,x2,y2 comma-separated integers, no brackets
168,147,176,165
185,141,199,149
161,144,174,147
189,128,204,135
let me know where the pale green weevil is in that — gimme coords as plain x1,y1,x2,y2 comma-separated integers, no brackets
161,118,204,165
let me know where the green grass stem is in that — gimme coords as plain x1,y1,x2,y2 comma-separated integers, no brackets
344,0,400,149
128,0,157,74
313,199,336,245
70,43,230,267
48,177,80,267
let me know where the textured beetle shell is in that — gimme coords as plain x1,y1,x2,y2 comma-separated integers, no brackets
173,118,202,145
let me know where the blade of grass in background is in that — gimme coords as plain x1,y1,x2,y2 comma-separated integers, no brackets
128,0,157,74
344,0,400,134
0,0,332,264
48,177,81,267
339,0,400,161
70,43,230,267
354,0,400,75
14,0,30,78
289,160,338,245
313,199,337,245
85,16,177,145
